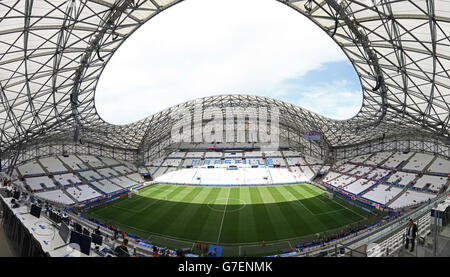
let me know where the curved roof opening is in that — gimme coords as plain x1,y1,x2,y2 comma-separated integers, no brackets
95,0,362,125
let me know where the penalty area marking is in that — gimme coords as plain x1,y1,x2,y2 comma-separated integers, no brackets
282,188,315,215
111,189,174,213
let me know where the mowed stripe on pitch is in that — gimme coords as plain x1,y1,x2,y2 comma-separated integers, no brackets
83,183,376,245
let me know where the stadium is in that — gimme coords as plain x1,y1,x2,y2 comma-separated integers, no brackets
0,0,449,259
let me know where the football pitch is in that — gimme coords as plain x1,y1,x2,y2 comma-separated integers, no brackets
83,183,379,256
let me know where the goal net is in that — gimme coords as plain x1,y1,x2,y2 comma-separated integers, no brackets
128,189,139,198
324,191,334,200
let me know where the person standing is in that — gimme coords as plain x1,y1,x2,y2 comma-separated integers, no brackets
405,219,418,252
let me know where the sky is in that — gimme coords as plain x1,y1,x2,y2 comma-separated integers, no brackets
95,0,362,125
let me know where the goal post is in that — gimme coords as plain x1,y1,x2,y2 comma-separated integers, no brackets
128,189,139,198
324,191,334,200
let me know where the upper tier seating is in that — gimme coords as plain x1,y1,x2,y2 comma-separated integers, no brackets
322,171,341,182
54,173,83,186
98,157,121,166
381,152,414,168
185,152,204,158
387,171,417,186
39,157,67,173
335,163,357,173
327,175,358,188
113,165,134,174
286,157,305,165
350,153,372,163
348,166,373,177
162,159,183,167
366,168,391,180
403,153,434,171
168,152,186,158
97,167,120,178
124,162,137,170
365,152,393,166
79,170,103,181
303,156,324,164
148,157,165,166
282,151,302,157
59,155,88,171
77,155,105,168
427,157,450,174
17,161,45,176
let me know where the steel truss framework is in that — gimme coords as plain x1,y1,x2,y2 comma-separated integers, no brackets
0,0,449,166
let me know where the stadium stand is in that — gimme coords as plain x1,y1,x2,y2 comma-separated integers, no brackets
387,171,417,186
403,153,435,172
382,152,415,168
97,167,121,178
39,157,68,174
77,155,106,168
17,161,45,177
53,173,83,186
413,175,448,192
79,170,103,182
361,184,403,205
66,185,103,202
388,190,434,209
34,189,75,205
59,155,89,171
90,180,123,194
24,176,56,191
427,157,450,174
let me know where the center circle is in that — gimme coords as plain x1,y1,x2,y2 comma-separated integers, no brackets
207,198,247,212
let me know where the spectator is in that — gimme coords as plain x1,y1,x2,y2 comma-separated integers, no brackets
114,238,130,257
405,219,418,252
94,226,101,236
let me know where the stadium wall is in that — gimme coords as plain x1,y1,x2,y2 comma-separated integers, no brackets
332,134,450,161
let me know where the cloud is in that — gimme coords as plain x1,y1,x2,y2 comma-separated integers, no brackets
95,0,360,125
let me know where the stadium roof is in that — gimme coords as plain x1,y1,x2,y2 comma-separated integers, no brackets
0,0,449,156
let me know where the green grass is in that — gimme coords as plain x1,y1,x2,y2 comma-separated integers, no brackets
83,183,378,255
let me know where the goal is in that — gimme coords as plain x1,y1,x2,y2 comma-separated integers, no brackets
324,191,334,200
128,189,139,198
